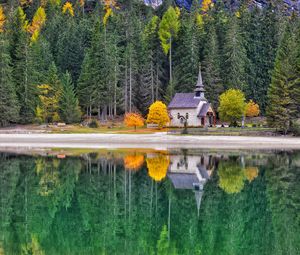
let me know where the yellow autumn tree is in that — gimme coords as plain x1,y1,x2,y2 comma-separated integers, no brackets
50,0,61,6
146,154,170,182
27,7,46,42
23,235,45,255
245,100,260,117
147,101,170,128
0,6,6,33
36,158,60,197
201,0,213,12
36,84,61,123
124,112,144,131
124,154,145,171
103,0,118,26
17,7,29,31
218,161,246,194
62,2,75,17
19,0,33,7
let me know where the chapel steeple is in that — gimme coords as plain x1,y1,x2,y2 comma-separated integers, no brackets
194,65,206,101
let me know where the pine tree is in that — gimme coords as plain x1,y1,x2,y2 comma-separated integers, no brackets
0,34,19,126
117,10,142,113
140,15,163,113
78,20,116,118
10,8,36,123
59,72,81,123
36,62,62,123
243,4,280,112
16,37,54,123
202,25,223,109
222,15,248,92
56,16,85,84
266,20,300,134
173,10,200,93
77,51,94,117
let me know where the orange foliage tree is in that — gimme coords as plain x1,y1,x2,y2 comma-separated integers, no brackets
244,167,259,182
0,6,6,33
124,112,144,131
245,100,260,117
79,0,85,7
146,154,170,182
147,101,170,128
124,154,145,171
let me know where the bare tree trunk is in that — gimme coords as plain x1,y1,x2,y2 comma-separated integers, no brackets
156,63,159,101
151,50,154,103
89,101,92,118
125,60,128,113
114,67,117,116
169,37,172,88
24,44,28,113
129,54,132,113
168,195,171,241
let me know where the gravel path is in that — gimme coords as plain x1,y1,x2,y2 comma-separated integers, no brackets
0,133,300,150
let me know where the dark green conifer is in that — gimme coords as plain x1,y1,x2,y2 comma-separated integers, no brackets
266,21,300,134
0,34,19,126
59,72,82,123
222,15,248,92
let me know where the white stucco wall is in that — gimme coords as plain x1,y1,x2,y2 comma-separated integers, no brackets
169,101,206,127
169,155,212,182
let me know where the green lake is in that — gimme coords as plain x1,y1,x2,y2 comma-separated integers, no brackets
0,148,299,255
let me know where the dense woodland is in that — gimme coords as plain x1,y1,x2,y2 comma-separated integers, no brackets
0,0,299,132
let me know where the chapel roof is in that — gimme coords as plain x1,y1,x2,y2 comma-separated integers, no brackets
198,103,211,117
168,173,200,190
168,93,201,109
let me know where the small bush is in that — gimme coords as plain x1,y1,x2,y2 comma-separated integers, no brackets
89,119,99,128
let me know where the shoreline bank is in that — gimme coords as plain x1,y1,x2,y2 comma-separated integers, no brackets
0,133,300,150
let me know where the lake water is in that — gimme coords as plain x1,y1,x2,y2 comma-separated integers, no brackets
0,148,299,255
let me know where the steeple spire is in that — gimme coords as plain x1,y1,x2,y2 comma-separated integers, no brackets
196,65,204,88
194,64,206,100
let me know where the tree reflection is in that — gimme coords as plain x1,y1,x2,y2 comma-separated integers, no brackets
218,160,246,194
245,167,259,182
146,153,170,182
0,150,299,255
218,158,259,194
124,153,145,171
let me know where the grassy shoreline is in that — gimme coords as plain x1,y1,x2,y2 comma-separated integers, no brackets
0,124,280,136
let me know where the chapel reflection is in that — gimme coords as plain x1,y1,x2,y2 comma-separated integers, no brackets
168,153,217,213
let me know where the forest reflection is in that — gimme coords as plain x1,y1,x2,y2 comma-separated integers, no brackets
0,149,299,254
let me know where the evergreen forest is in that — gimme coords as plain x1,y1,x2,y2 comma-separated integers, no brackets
0,0,299,131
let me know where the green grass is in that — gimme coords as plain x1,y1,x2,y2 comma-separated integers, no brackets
49,125,167,134
169,127,277,136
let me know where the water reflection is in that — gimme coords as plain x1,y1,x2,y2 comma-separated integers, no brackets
0,149,299,254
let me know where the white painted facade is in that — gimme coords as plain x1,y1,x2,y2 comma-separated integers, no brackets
169,155,213,177
169,101,214,127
